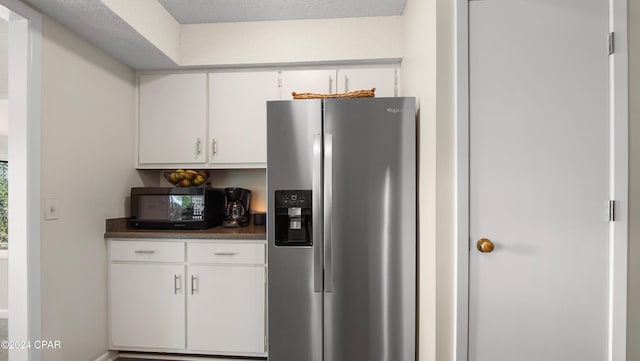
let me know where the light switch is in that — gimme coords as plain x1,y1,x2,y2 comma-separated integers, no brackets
44,198,59,220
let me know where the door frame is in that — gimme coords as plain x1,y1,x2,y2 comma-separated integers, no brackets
454,1,629,361
2,1,42,361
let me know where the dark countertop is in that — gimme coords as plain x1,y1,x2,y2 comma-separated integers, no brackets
105,218,266,240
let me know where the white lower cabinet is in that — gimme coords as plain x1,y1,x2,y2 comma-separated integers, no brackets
108,239,267,357
187,265,266,353
110,263,186,349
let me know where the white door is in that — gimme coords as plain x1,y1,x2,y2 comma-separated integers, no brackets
209,71,279,166
187,265,266,354
336,68,398,97
468,1,609,360
110,263,186,349
138,73,207,165
280,69,337,99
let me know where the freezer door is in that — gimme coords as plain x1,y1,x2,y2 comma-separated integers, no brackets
323,98,416,361
267,100,323,361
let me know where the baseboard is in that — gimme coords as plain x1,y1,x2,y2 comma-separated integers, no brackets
117,352,264,361
95,351,118,361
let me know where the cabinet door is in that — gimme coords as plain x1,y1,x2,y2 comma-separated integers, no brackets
187,265,266,354
280,69,337,100
337,68,398,97
209,71,279,167
138,73,207,165
110,263,186,349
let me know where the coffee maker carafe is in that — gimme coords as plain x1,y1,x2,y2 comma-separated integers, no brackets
222,187,251,228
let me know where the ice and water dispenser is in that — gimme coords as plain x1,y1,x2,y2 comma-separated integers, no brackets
274,190,312,246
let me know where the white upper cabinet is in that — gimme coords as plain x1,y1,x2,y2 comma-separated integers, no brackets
209,71,279,167
138,73,207,165
136,66,400,169
337,68,398,97
280,68,399,99
280,69,337,100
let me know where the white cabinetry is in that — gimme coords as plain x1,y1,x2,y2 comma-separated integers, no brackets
337,68,398,97
108,238,267,357
138,73,207,165
136,66,399,168
109,240,186,349
110,263,186,349
209,71,279,167
280,69,337,100
280,67,399,99
187,242,266,354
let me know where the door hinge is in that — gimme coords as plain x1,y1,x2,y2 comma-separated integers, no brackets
608,200,616,222
608,32,615,55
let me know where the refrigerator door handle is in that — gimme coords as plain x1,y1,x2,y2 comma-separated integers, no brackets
313,133,324,293
324,133,333,293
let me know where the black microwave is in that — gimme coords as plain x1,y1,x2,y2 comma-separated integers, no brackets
130,187,225,229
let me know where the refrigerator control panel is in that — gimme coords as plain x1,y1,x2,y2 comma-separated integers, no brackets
275,190,312,246
275,191,311,208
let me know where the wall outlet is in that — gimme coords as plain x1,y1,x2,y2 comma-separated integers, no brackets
44,198,59,220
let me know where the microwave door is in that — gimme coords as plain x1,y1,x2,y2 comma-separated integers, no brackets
137,195,171,221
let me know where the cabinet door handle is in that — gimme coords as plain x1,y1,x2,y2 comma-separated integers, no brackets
328,76,333,94
191,275,199,295
212,139,218,156
196,138,202,155
134,250,155,254
214,252,237,256
174,274,181,294
344,75,349,92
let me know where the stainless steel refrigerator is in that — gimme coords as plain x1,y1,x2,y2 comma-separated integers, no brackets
267,97,416,361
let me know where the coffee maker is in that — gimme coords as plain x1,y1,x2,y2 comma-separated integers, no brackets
222,187,251,228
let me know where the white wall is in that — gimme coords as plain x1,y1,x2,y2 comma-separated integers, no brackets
401,0,437,360
180,16,403,66
101,0,180,63
0,252,7,317
0,98,6,134
434,1,455,361
402,0,455,360
39,15,144,361
206,170,266,213
0,100,7,160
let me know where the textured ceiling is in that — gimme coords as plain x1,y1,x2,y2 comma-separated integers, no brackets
157,0,408,23
23,0,177,70
21,0,406,70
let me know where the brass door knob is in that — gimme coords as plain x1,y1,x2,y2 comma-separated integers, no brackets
477,238,495,253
